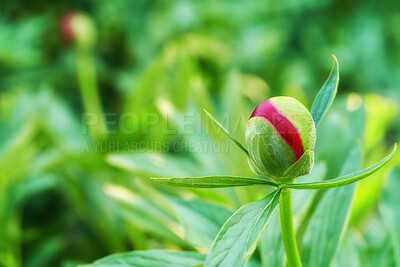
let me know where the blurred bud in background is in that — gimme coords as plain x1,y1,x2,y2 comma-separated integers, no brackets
60,12,96,49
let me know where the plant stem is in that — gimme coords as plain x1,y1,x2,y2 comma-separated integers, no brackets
280,188,302,267
76,47,107,141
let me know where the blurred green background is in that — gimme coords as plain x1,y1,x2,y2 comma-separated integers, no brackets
0,0,399,266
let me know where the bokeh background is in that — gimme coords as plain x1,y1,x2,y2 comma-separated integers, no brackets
1,0,399,266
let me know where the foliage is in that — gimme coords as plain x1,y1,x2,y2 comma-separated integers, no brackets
0,0,399,266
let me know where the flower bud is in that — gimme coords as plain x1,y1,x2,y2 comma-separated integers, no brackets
245,97,316,181
60,12,96,49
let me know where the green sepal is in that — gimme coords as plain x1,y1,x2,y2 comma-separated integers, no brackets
73,13,97,50
310,55,339,129
282,150,314,181
247,156,266,177
203,109,249,156
246,117,295,178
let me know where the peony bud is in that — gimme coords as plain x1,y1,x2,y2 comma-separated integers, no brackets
245,97,316,182
60,12,96,49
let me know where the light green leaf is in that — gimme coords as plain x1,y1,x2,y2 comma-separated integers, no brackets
103,183,194,249
152,176,278,188
292,162,327,214
310,55,339,129
107,153,203,177
284,143,397,190
167,198,233,247
80,250,206,267
356,217,395,267
259,212,284,267
203,109,249,156
380,167,400,266
302,143,361,266
331,231,362,267
205,190,281,267
107,153,237,206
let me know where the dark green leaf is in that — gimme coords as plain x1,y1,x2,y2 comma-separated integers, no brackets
310,55,339,129
204,190,280,267
152,176,278,188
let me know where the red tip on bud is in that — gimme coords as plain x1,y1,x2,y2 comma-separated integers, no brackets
250,100,304,161
60,12,78,42
60,11,96,48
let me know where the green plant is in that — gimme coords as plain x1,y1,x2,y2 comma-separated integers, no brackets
61,11,107,141
2,1,400,266
153,56,396,266
83,57,397,266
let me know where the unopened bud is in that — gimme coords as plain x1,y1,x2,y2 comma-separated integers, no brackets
245,97,316,181
60,12,96,49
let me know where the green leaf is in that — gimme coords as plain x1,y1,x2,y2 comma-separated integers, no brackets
80,250,206,267
310,55,339,129
107,152,204,177
331,231,362,267
259,163,327,267
152,176,278,188
259,212,284,267
203,109,249,156
103,184,194,249
24,236,64,267
380,167,400,266
204,190,280,267
356,219,395,267
167,198,233,247
284,143,397,190
301,143,361,266
292,162,327,214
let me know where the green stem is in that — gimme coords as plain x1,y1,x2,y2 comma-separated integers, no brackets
76,47,107,141
280,188,302,267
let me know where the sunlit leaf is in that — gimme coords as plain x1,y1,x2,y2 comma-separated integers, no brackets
167,198,233,247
